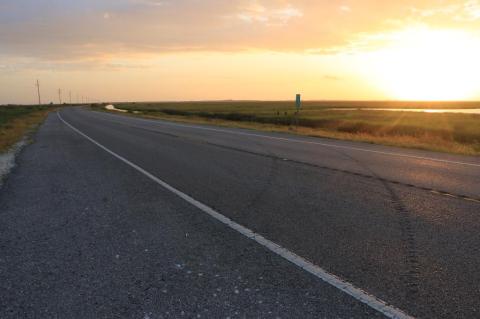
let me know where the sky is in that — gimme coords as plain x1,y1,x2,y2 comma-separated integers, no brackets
1,0,480,104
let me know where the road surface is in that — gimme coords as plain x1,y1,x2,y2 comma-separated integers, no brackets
1,107,480,318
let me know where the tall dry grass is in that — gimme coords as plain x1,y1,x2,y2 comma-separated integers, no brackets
92,101,480,156
0,106,54,152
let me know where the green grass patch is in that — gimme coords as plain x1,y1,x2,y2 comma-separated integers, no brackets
93,101,480,155
0,105,56,152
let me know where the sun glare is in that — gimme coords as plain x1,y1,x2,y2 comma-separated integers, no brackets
366,28,480,101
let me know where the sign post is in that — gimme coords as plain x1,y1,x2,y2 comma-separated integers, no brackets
295,94,301,130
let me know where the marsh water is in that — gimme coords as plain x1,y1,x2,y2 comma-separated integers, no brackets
329,108,480,114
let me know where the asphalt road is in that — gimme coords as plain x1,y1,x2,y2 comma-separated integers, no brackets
1,107,480,318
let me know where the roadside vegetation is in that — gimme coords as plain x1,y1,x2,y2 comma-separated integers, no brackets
93,101,480,156
0,105,55,152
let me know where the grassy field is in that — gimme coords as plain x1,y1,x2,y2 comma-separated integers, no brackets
94,101,480,156
0,105,55,152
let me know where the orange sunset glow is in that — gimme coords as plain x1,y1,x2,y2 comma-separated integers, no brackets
1,0,480,103
3,3,480,319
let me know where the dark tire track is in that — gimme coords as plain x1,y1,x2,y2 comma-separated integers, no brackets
201,141,480,205
331,149,423,317
205,136,424,315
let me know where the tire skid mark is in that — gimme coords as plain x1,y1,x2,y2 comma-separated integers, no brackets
86,113,480,204
205,138,425,313
59,112,416,319
201,142,480,205
383,183,422,316
328,149,423,316
205,138,426,314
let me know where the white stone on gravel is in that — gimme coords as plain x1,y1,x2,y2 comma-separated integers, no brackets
0,137,28,188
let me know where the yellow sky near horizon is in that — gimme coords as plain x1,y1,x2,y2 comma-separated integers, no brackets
2,0,480,104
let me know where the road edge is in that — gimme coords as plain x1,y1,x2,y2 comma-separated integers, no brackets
57,110,416,319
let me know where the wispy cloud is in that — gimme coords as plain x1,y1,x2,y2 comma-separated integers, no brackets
1,0,480,65
409,0,480,22
324,75,342,81
234,2,302,26
130,0,167,6
339,5,351,13
0,55,150,73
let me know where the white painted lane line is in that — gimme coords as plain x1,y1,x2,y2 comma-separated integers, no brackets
58,111,415,319
93,109,480,168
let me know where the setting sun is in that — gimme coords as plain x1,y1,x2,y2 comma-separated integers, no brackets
2,1,480,102
366,28,480,100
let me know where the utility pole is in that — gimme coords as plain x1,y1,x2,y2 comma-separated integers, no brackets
58,88,62,105
35,80,42,105
69,91,72,104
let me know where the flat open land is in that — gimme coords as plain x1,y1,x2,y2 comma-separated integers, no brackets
96,101,480,155
2,107,480,318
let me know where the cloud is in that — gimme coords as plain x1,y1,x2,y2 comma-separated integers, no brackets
339,5,351,13
323,75,342,81
1,0,480,65
408,0,480,23
234,2,302,26
456,0,480,20
0,54,150,72
130,0,167,6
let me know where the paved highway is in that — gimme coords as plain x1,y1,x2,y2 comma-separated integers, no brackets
1,107,480,318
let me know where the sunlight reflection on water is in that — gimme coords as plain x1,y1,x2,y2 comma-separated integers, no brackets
329,108,480,114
